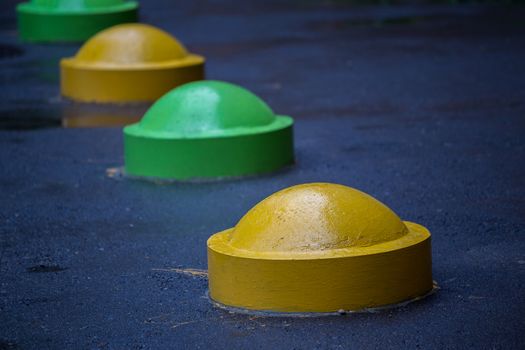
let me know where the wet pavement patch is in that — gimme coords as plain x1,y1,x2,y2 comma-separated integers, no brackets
0,103,146,130
19,297,57,306
0,43,23,60
0,109,61,130
0,340,20,350
26,264,68,273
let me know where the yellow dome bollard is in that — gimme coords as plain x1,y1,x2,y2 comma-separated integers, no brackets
60,23,205,103
207,183,433,314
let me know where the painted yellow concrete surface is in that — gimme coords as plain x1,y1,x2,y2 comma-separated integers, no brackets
60,23,204,103
207,183,433,313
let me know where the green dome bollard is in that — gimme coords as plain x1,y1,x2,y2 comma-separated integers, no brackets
17,0,139,43
123,81,294,181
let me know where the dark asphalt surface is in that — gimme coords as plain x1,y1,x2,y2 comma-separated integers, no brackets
1,1,525,349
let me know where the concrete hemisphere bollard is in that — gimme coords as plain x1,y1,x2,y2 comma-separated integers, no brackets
123,80,294,180
207,183,433,314
60,23,205,103
17,0,139,43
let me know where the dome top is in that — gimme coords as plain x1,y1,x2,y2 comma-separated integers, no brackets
131,80,289,138
228,183,408,252
207,182,433,313
73,24,188,65
30,0,127,9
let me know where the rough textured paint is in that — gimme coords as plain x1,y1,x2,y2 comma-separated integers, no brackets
231,183,408,251
17,0,138,43
123,81,294,180
208,183,433,313
60,24,205,102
